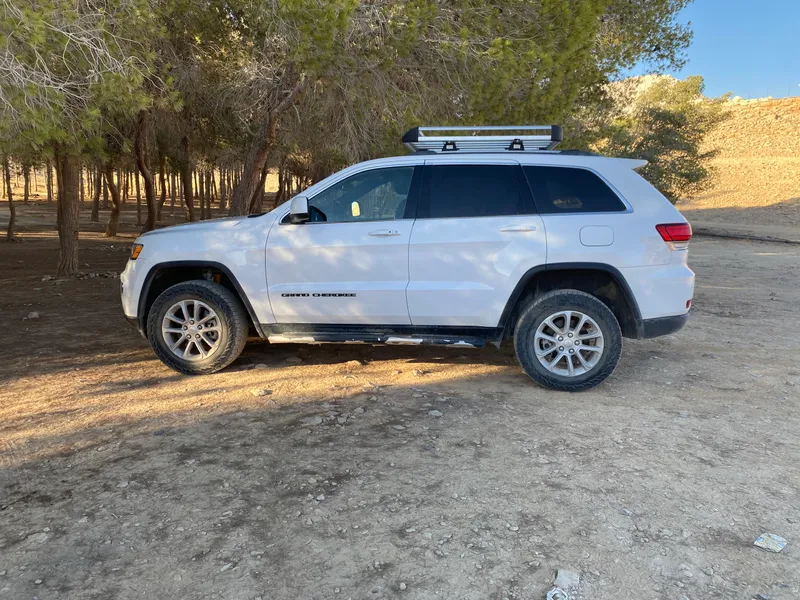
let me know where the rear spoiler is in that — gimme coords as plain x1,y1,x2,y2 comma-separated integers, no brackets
625,159,648,170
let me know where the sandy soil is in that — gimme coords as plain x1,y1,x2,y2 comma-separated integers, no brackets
1,204,799,599
678,97,800,234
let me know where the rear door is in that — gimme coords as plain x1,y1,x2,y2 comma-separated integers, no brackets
267,164,422,324
521,165,633,265
406,160,546,327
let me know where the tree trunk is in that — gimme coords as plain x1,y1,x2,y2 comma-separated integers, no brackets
104,162,121,237
229,117,277,216
102,172,109,209
46,160,53,204
248,164,268,214
80,167,85,206
219,167,227,211
157,154,167,220
55,151,81,276
179,137,194,222
135,171,142,227
4,158,14,240
122,170,129,204
134,111,158,232
194,171,208,219
22,165,30,204
275,161,286,206
170,171,176,215
90,169,101,222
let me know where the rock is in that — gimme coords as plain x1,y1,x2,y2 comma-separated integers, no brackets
26,532,48,544
41,275,55,282
251,389,272,397
285,357,303,364
553,569,580,590
316,494,325,501
428,410,443,418
301,416,324,426
619,507,634,516
754,533,787,552
344,360,362,368
253,363,270,370
399,582,407,591
391,425,406,431
220,563,234,572
25,312,40,320
34,579,42,584
117,481,129,488
412,369,430,376
308,477,317,484
354,407,365,415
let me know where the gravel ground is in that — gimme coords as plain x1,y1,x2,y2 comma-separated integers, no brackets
1,230,799,600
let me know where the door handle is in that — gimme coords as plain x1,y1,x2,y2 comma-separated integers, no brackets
499,225,536,233
369,229,401,237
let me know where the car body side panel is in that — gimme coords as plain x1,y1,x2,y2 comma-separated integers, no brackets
120,214,278,324
407,215,547,326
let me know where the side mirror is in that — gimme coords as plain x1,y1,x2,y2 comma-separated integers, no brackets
289,195,310,224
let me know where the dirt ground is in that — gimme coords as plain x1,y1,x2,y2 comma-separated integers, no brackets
1,203,800,600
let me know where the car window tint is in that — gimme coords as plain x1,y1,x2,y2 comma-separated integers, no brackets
307,167,414,223
523,166,626,213
426,165,520,218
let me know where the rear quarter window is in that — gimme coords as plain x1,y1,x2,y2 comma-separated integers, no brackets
523,166,627,214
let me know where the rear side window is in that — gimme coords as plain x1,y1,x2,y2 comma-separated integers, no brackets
523,166,626,213
423,165,521,218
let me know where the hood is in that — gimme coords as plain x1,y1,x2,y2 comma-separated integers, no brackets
138,215,249,238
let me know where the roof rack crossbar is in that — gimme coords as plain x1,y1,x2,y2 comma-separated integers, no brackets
402,125,562,153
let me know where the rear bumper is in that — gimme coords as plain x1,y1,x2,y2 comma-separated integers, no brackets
641,312,689,339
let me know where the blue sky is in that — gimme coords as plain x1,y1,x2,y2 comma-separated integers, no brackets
633,0,800,98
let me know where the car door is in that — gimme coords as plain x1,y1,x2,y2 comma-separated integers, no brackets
266,164,422,324
521,165,635,266
406,160,547,328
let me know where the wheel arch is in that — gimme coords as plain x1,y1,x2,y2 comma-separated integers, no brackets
137,261,264,338
499,263,644,340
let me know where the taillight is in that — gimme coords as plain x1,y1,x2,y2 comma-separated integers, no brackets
656,223,692,243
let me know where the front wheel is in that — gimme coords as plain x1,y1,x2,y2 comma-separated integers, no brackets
147,280,249,375
514,289,622,392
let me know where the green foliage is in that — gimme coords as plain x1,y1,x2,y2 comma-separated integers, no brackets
599,76,728,203
0,0,165,157
1,0,700,199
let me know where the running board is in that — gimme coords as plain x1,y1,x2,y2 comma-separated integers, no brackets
266,332,487,348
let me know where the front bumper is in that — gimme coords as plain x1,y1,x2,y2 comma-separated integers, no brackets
125,315,146,338
641,312,689,339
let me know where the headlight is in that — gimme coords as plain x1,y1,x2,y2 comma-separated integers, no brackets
130,243,144,260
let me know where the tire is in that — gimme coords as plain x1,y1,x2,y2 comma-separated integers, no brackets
146,280,249,375
513,289,622,392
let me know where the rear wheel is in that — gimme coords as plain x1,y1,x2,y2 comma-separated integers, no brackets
514,289,622,391
147,280,248,375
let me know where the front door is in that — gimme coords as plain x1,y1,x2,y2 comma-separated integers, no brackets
266,165,421,324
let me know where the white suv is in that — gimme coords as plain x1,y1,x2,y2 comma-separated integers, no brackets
120,126,694,391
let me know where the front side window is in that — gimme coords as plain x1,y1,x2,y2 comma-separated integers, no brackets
423,165,521,218
523,166,627,213
302,167,415,223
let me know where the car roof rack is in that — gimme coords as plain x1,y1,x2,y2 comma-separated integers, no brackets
402,125,562,153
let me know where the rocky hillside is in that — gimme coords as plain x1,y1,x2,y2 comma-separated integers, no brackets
677,96,800,228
